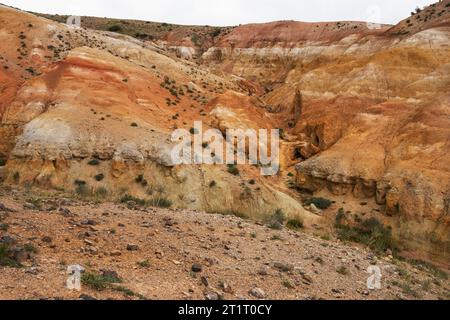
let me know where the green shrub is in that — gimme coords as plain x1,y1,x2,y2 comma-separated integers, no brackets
135,174,144,183
94,187,108,198
336,266,350,276
88,159,100,166
272,209,286,224
108,25,122,32
120,194,146,206
335,217,395,253
287,218,304,230
82,272,121,291
148,197,172,208
304,197,333,210
94,174,104,182
227,164,240,176
75,183,91,197
0,244,22,268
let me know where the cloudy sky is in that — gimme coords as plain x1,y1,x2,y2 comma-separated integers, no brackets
1,0,437,26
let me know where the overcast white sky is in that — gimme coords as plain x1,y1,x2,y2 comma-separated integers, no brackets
1,0,438,26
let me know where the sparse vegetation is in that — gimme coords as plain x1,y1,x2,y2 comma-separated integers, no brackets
148,197,172,208
227,164,240,176
304,197,332,210
120,194,146,206
0,244,21,268
335,213,396,254
286,218,304,230
336,265,350,276
88,159,100,166
94,173,105,182
108,24,122,32
81,271,122,291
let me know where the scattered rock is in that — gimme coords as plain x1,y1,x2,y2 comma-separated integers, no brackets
127,244,139,251
309,204,322,215
258,266,269,276
200,276,209,287
249,287,265,299
110,250,122,257
41,236,53,244
191,263,203,273
204,290,219,301
273,262,294,272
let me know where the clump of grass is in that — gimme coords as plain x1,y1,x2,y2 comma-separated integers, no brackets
75,180,91,197
336,266,350,276
120,194,147,206
137,260,151,268
266,209,287,230
94,174,104,182
282,279,294,289
272,209,286,224
94,187,108,199
0,244,22,268
286,218,304,230
148,197,172,208
335,215,396,254
81,271,122,291
135,174,144,183
227,164,240,176
108,24,122,32
209,180,217,188
304,197,333,210
88,159,100,166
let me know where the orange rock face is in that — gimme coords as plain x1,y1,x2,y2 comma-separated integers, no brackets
0,2,449,266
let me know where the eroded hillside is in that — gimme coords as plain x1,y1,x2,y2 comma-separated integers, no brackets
0,1,449,274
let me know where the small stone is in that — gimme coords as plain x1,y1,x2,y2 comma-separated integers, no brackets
249,287,265,299
191,263,203,273
309,204,322,215
258,266,269,276
273,262,294,272
200,276,209,287
23,203,36,210
204,291,219,301
110,250,122,257
220,282,233,294
79,294,97,300
84,239,94,246
81,219,97,226
301,274,314,285
127,244,139,251
41,236,53,243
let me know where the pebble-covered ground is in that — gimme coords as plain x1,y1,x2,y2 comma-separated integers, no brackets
0,190,448,300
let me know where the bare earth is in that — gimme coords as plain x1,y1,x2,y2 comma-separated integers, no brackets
0,188,448,300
